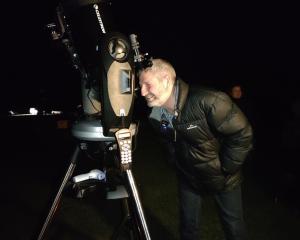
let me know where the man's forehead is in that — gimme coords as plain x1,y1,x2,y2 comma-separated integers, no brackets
232,86,241,90
139,71,154,82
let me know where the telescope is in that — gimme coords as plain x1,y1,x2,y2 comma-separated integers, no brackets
38,1,152,239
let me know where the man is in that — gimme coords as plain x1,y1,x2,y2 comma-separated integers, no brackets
138,59,253,240
227,83,255,128
229,84,243,100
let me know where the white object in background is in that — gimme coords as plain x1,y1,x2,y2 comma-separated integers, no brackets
72,169,106,183
51,110,63,115
29,108,38,115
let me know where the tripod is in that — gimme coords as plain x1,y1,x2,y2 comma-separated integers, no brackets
37,118,151,240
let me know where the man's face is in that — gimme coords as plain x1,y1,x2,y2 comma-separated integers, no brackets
139,70,170,108
231,86,242,99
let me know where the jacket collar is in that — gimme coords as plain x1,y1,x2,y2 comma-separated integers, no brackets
175,78,189,121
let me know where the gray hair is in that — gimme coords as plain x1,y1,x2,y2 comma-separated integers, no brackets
139,58,176,82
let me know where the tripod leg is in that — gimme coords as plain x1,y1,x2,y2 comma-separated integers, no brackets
111,198,133,240
37,145,81,240
126,169,151,240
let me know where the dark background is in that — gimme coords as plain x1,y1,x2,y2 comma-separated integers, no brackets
2,0,299,176
1,1,300,239
1,0,298,112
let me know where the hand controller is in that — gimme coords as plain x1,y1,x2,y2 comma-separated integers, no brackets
115,128,132,169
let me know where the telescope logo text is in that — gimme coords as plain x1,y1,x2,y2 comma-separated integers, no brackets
93,4,106,34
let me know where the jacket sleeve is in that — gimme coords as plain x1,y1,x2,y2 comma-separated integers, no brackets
205,92,253,174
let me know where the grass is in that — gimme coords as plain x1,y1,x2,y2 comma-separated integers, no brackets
2,119,300,240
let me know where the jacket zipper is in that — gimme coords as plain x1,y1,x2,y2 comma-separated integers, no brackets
174,129,177,142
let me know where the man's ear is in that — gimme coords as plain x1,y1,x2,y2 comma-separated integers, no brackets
163,75,169,89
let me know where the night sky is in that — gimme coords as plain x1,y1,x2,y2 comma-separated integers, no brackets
1,0,298,113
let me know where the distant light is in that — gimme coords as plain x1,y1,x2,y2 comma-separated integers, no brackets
29,108,38,115
51,110,63,115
